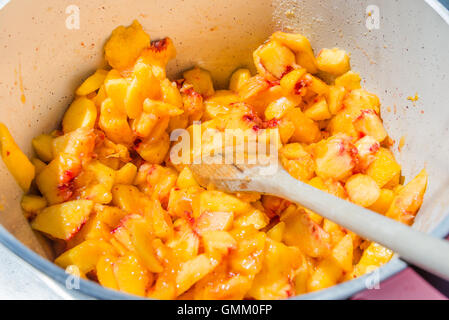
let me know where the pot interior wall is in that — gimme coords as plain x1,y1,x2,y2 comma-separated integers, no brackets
0,0,448,294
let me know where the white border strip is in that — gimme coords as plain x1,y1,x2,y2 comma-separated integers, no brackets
426,0,449,24
0,0,9,10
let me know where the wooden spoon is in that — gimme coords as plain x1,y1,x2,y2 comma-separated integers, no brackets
188,161,449,281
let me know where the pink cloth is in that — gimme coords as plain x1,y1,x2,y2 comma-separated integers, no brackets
352,268,447,300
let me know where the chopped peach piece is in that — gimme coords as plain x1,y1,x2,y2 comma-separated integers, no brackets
248,238,303,300
114,253,153,296
0,123,35,191
125,62,160,119
279,68,308,96
253,40,296,80
76,69,108,96
115,163,137,185
195,211,234,235
62,97,97,133
355,135,380,171
193,190,251,218
285,108,321,144
386,169,428,225
307,259,342,292
266,222,286,242
229,228,266,275
345,174,381,207
353,109,387,142
265,97,298,120
335,71,361,91
317,48,351,76
366,148,401,188
183,67,215,98
202,230,237,256
280,143,315,182
351,242,393,278
99,98,134,146
330,234,353,273
21,195,47,218
271,32,318,73
281,208,331,258
55,239,116,273
176,167,199,188
233,209,270,230
96,255,119,290
32,133,54,162
368,189,395,214
104,20,150,70
304,96,332,121
229,68,251,92
31,200,94,240
176,254,220,296
327,85,346,114
313,134,357,181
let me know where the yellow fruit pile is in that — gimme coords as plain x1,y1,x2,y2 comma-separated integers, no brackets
0,20,427,299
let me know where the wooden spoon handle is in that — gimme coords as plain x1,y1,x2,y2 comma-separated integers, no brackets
253,168,449,281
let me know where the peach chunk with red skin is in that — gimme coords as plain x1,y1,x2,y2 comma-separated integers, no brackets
253,40,297,80
167,186,203,218
37,128,96,205
314,134,358,181
31,200,94,240
353,109,387,142
248,238,303,300
135,163,178,207
281,207,332,258
386,169,428,225
229,228,267,276
354,135,380,172
261,195,291,218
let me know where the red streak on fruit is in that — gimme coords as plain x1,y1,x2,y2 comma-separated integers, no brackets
6,151,10,156
63,170,75,182
369,143,380,153
175,79,185,88
66,219,87,240
281,65,294,78
338,142,346,156
184,211,195,226
133,138,143,149
147,164,156,176
294,79,311,95
349,146,359,157
242,113,280,132
267,79,280,87
150,38,168,52
264,118,279,129
356,109,375,121
242,114,257,123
